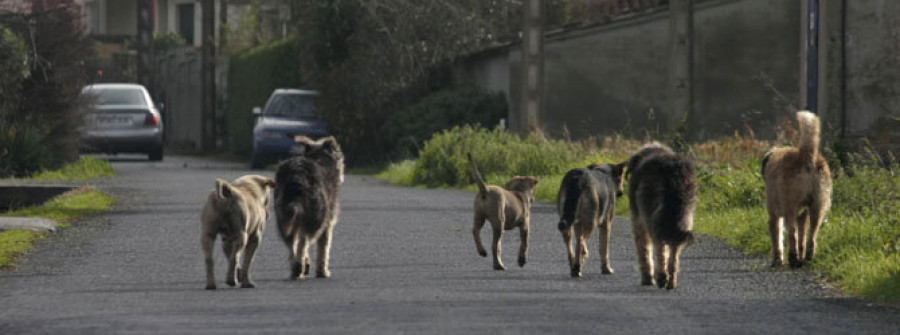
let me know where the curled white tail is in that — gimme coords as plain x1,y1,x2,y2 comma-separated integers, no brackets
796,110,821,167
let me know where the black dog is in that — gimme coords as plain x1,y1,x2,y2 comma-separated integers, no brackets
626,142,697,290
274,136,344,280
556,162,626,277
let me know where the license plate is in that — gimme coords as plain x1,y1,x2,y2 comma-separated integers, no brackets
94,115,134,127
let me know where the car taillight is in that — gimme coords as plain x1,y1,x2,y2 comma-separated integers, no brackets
143,113,159,127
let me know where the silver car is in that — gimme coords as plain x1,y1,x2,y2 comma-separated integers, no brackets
80,83,164,161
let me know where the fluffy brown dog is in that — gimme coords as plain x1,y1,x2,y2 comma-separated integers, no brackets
762,111,832,268
201,175,276,290
275,136,344,280
468,153,539,270
626,142,697,290
556,162,627,277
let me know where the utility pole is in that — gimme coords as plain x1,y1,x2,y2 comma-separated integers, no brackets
136,0,153,87
219,0,228,54
201,0,216,151
802,0,820,114
520,0,544,134
669,0,694,137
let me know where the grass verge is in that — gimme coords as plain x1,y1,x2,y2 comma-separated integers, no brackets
0,188,114,268
29,156,115,181
376,126,899,303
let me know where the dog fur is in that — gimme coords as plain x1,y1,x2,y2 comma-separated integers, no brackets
626,142,697,290
468,153,539,270
275,136,345,279
201,174,276,290
556,162,627,277
761,111,832,268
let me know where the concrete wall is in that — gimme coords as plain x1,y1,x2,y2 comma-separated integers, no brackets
822,0,900,152
106,0,137,35
461,0,802,141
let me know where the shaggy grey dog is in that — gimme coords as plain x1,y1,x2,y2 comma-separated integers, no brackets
626,142,697,290
275,136,344,279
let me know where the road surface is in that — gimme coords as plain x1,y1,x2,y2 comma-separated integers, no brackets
1,155,897,333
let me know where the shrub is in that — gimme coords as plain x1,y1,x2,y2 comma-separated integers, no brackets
0,3,93,177
411,125,582,187
225,39,303,156
382,86,507,159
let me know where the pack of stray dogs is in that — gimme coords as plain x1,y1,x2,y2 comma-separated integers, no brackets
201,111,830,291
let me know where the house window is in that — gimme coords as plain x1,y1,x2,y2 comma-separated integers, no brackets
177,3,195,45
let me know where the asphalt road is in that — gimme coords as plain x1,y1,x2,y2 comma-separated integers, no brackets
0,155,897,334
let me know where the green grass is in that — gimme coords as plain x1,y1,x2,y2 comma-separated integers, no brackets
0,189,115,268
29,156,115,181
375,126,900,303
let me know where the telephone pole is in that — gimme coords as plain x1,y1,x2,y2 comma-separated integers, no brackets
520,0,544,134
201,0,216,151
669,0,694,136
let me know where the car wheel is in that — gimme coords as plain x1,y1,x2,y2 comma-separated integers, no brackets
149,146,164,161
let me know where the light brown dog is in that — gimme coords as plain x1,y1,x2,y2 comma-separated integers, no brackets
762,111,832,268
468,153,539,270
201,175,276,290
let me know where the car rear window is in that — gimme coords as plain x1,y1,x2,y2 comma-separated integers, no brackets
87,88,148,106
265,94,317,119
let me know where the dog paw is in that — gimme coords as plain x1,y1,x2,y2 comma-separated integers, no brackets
641,275,654,286
494,263,506,271
570,266,582,278
205,284,217,290
518,257,526,267
665,281,676,290
225,279,236,287
770,259,785,268
478,249,487,257
241,282,256,289
788,254,804,268
316,269,331,278
291,263,303,279
601,265,614,274
655,274,668,289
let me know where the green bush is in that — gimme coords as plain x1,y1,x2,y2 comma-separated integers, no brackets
382,86,507,158
225,39,303,156
411,125,582,187
0,7,93,177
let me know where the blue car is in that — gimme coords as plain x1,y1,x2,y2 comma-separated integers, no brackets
251,89,330,168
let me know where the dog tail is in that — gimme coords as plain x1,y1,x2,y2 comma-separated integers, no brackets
796,110,821,168
557,169,584,231
467,153,487,200
650,156,698,246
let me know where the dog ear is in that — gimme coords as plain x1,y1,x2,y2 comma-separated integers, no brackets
215,179,233,200
319,136,341,153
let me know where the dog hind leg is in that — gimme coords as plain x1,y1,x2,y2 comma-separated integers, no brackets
806,204,826,262
599,212,614,274
224,234,246,287
784,206,803,268
316,223,334,278
517,219,529,268
561,226,575,269
767,213,784,267
473,210,487,257
796,209,810,262
666,243,685,290
202,232,217,290
239,231,261,288
654,242,668,289
491,217,506,270
631,217,654,285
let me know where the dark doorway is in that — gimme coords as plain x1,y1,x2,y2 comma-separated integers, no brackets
177,3,195,45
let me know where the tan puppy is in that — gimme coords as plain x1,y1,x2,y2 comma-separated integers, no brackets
762,111,832,268
467,153,539,270
201,175,276,290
